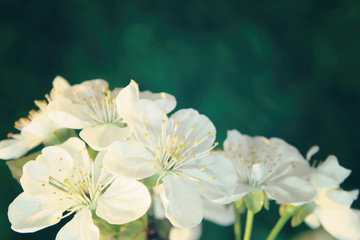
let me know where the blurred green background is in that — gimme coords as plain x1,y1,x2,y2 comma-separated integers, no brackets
0,0,359,239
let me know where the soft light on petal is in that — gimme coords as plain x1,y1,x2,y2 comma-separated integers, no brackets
8,193,68,233
265,176,316,205
316,208,360,240
140,90,177,113
182,154,237,203
103,140,157,179
203,199,235,226
304,212,321,229
0,136,41,160
161,175,204,228
37,146,74,182
56,209,100,240
79,124,131,151
169,224,202,240
47,98,94,129
313,155,351,187
96,178,151,224
315,188,359,210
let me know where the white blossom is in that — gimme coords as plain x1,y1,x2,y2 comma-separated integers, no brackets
47,79,176,151
305,150,360,240
103,81,236,228
0,76,69,160
223,129,316,205
8,138,151,240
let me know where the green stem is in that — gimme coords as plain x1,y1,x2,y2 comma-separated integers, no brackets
243,209,254,240
233,202,242,240
266,205,299,240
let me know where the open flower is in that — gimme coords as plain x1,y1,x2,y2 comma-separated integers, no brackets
47,79,176,151
8,138,151,240
103,82,236,228
0,76,69,160
223,130,316,205
305,150,360,240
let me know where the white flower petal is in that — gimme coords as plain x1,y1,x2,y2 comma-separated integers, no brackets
70,79,108,97
152,185,166,220
140,90,177,113
8,193,68,233
316,188,359,210
312,155,351,188
50,76,71,100
47,98,94,129
304,212,321,229
38,146,74,181
80,124,131,151
118,97,164,151
0,135,42,160
182,154,237,203
56,209,100,240
103,140,156,179
21,113,59,138
203,199,235,226
317,208,360,240
96,178,151,224
116,80,139,110
229,183,252,202
169,224,202,240
161,175,204,228
174,109,216,156
265,176,316,205
306,145,319,161
20,161,51,195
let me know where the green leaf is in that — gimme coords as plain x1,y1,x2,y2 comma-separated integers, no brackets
6,151,41,183
291,204,314,227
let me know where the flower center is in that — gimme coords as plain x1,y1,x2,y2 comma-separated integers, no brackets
72,86,123,124
43,158,114,219
143,112,218,183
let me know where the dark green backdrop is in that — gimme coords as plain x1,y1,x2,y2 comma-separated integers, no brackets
0,0,359,239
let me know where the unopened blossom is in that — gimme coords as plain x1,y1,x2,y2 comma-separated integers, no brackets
305,149,360,240
47,79,176,151
0,76,69,160
103,81,237,228
8,138,151,240
223,130,316,205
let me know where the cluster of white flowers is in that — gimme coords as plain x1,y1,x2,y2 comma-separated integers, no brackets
1,76,359,240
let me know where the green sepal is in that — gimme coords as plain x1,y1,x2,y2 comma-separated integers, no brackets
291,204,314,227
235,197,244,209
263,193,270,210
87,147,99,160
245,189,265,213
43,128,77,146
279,204,287,216
153,219,172,239
6,151,41,183
143,173,160,189
279,204,300,218
93,213,148,240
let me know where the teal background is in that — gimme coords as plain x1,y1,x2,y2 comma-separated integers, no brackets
0,0,359,239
